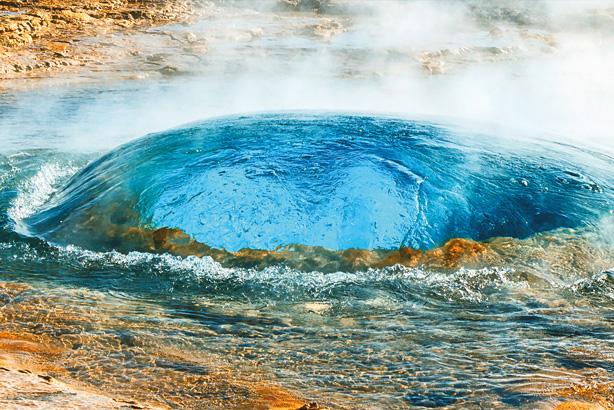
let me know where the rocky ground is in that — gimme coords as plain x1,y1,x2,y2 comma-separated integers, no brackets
0,0,205,79
0,2,328,405
1,0,595,87
0,0,337,83
0,281,319,409
1,1,613,408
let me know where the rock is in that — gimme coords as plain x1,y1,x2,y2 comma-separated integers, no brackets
298,402,320,410
185,32,197,43
302,302,331,314
54,10,92,23
146,53,166,63
0,281,310,409
249,28,263,38
278,0,329,13
554,401,605,410
0,0,195,79
158,65,181,76
0,337,61,355
0,282,31,301
311,18,345,39
249,383,309,410
46,42,70,53
0,364,164,409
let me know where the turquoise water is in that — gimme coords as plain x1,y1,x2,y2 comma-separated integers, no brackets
1,106,613,407
23,114,613,252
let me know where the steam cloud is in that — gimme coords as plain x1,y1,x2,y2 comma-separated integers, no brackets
1,0,612,153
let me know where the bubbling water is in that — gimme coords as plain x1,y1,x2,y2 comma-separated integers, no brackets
24,114,612,263
1,114,613,409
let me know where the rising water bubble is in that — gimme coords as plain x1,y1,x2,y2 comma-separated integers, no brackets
22,113,612,262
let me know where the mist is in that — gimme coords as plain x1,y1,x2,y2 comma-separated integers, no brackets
1,0,613,153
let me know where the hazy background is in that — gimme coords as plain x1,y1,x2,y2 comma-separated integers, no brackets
1,0,613,153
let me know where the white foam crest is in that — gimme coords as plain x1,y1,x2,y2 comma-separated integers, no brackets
569,270,614,300
59,244,517,301
8,163,78,223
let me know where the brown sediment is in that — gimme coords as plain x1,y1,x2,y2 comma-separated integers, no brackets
0,362,165,409
554,402,606,410
150,225,497,272
245,383,311,410
0,281,319,409
553,381,614,410
421,237,495,269
0,316,145,408
42,197,613,276
62,200,502,272
0,0,198,79
512,367,614,410
0,331,63,355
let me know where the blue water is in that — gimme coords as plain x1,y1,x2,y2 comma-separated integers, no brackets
24,113,612,254
1,112,613,408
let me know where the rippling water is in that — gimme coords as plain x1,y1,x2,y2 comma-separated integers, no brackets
1,112,613,408
2,0,614,407
21,114,613,252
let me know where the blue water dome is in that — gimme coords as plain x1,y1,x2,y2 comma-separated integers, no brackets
25,114,613,252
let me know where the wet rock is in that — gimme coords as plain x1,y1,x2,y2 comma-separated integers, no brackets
0,335,62,355
278,0,330,13
158,65,181,75
310,17,345,39
302,302,331,314
554,401,605,410
0,282,31,301
0,0,196,79
249,383,309,410
185,31,197,43
469,2,543,28
0,363,164,409
46,41,70,53
0,281,309,409
146,53,167,63
512,366,614,410
419,46,517,75
298,402,320,410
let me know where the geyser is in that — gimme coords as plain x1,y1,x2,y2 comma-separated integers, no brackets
24,114,612,254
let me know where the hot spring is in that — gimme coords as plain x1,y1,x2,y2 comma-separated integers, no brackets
1,113,613,408
21,114,612,260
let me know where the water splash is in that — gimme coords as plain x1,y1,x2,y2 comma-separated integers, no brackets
8,162,78,223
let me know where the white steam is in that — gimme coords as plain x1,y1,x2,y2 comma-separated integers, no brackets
0,0,612,153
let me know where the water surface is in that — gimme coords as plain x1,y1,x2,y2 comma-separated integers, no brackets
1,112,613,408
